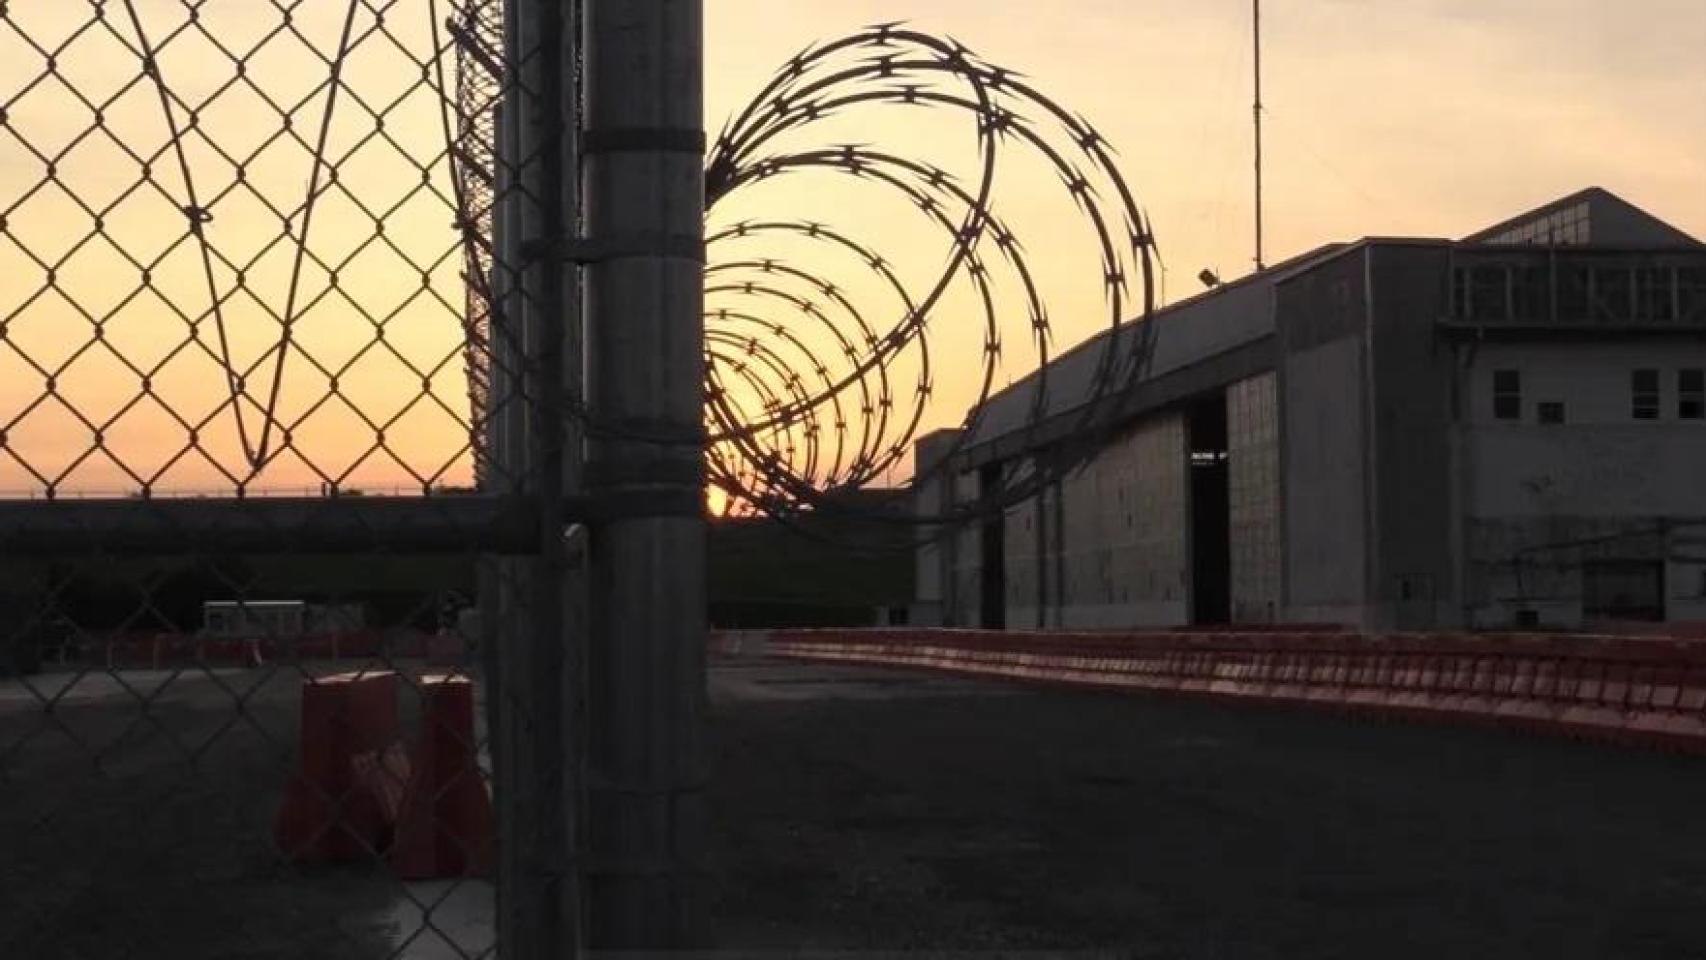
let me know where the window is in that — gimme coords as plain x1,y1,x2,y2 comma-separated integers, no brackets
1632,369,1660,420
1680,369,1704,420
1537,401,1565,425
1492,369,1521,420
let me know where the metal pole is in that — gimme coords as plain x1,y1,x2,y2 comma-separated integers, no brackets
1253,0,1265,272
481,89,524,957
582,0,708,947
490,0,582,954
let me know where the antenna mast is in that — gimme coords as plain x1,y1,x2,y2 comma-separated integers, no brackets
1253,0,1265,271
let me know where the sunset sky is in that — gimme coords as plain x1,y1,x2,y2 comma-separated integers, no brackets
710,0,1706,282
1,0,1702,496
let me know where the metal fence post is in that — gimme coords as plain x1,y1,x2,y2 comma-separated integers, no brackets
488,0,583,954
582,0,708,946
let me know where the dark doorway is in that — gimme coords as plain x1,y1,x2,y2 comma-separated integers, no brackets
1188,395,1231,625
979,464,1007,629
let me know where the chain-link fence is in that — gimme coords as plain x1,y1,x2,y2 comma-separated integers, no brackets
0,1,575,956
0,0,1174,951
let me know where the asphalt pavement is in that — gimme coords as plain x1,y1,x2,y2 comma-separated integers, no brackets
5,659,1706,958
708,659,1706,958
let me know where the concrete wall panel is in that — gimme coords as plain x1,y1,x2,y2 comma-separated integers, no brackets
1044,412,1189,628
1228,372,1281,622
1282,335,1367,617
1000,458,1049,628
949,469,981,626
1368,245,1456,630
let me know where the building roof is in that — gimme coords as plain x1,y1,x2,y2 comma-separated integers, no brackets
1461,186,1702,247
960,242,1347,447
949,188,1703,459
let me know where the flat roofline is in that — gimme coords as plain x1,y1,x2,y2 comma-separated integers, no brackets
1358,236,1453,247
1154,241,1357,313
1451,242,1706,255
1263,235,1706,287
936,205,1706,463
958,238,1457,456
954,335,1277,469
975,241,1350,413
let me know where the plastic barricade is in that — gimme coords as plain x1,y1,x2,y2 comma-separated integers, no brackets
274,671,405,863
390,673,494,879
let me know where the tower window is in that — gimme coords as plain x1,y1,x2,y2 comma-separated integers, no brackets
1537,401,1565,425
1680,369,1704,420
1632,369,1660,420
1492,369,1521,421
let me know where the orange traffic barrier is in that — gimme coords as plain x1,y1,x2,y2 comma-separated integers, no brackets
274,671,404,863
748,628,1706,756
390,673,494,879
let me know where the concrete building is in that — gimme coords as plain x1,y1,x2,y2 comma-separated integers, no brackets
913,188,1706,632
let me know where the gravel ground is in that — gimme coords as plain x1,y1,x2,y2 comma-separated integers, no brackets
707,661,1706,958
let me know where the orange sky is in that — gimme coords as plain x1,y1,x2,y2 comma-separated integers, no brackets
709,0,1706,284
2,1,1703,496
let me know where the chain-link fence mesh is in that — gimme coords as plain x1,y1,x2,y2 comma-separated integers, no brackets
0,2,549,956
0,1,515,496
